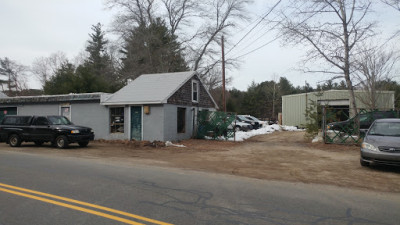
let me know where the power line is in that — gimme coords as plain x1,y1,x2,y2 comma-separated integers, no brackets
225,0,282,56
230,34,283,60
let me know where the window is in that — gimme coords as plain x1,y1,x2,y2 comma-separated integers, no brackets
177,107,186,133
110,107,124,133
33,117,49,126
61,106,71,121
192,80,199,102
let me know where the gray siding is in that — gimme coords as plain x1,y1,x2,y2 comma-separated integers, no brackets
163,104,194,141
142,105,164,141
70,102,109,140
0,102,111,140
17,104,59,116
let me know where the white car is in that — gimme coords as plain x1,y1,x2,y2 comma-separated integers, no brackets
244,115,267,127
228,120,252,132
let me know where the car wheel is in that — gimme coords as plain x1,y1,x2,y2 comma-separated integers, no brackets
9,134,22,147
78,141,89,147
234,126,241,132
360,159,369,167
34,141,44,146
55,135,69,149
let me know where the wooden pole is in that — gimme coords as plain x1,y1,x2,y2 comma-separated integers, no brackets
221,36,226,112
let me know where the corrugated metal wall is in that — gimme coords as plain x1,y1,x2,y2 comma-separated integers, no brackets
282,90,395,127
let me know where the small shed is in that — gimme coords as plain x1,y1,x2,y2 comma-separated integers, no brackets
0,71,218,141
101,71,218,141
282,90,395,127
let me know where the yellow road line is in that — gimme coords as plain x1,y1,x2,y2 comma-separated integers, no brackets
0,182,173,225
0,187,144,225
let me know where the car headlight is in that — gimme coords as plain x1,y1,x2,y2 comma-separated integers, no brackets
361,142,379,152
90,129,94,133
327,125,331,129
71,130,80,134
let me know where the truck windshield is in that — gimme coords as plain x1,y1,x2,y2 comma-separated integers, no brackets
48,116,72,125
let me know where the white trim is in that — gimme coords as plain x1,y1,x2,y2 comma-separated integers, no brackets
192,80,199,103
59,104,72,121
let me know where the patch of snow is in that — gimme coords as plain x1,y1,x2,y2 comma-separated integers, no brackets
229,124,300,142
165,141,186,147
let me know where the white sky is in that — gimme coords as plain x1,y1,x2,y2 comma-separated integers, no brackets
0,0,399,91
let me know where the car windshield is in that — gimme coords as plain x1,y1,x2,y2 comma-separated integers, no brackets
48,116,73,125
237,115,249,121
368,122,400,137
247,116,260,122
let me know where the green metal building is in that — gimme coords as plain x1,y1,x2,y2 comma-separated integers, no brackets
282,90,395,127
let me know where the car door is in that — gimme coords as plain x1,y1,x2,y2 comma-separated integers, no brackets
31,117,52,141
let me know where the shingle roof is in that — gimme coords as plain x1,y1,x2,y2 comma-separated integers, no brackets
102,71,198,105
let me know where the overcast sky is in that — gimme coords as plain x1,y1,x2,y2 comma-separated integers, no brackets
0,0,399,91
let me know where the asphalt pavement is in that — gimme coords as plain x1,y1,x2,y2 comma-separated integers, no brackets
0,149,399,225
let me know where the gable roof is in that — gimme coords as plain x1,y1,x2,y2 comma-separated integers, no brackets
102,71,216,107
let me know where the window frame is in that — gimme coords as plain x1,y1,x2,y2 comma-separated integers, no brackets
192,80,199,103
110,107,125,134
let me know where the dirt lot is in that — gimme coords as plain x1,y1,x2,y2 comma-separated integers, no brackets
2,131,400,192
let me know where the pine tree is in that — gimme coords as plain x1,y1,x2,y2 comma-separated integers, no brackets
120,18,188,81
85,23,119,92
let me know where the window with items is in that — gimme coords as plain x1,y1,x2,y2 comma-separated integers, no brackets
110,107,124,133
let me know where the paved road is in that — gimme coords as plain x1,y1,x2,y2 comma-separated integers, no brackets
0,150,399,225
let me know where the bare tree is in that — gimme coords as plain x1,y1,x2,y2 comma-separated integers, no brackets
106,0,156,36
354,44,399,109
381,0,400,11
31,51,68,87
278,0,376,116
105,0,251,88
0,57,28,96
161,0,199,36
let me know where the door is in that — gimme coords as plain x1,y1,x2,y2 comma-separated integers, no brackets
31,116,53,141
130,106,142,141
61,106,71,121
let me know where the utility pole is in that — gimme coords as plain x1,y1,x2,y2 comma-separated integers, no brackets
221,35,226,112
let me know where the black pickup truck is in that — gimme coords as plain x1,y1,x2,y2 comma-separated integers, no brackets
0,115,94,148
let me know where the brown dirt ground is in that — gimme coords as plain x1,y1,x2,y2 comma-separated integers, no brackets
3,131,400,193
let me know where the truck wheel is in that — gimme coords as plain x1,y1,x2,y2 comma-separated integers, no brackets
78,141,89,147
9,134,22,147
55,135,69,149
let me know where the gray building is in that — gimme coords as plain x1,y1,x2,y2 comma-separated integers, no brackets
282,90,395,127
0,71,217,141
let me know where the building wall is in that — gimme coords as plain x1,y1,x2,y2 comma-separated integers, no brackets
163,104,194,141
167,75,215,108
0,102,111,140
71,102,109,140
142,104,164,141
17,104,60,116
282,90,395,127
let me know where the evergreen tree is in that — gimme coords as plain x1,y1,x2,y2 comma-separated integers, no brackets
85,23,119,92
43,61,112,95
120,18,188,81
43,63,77,94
